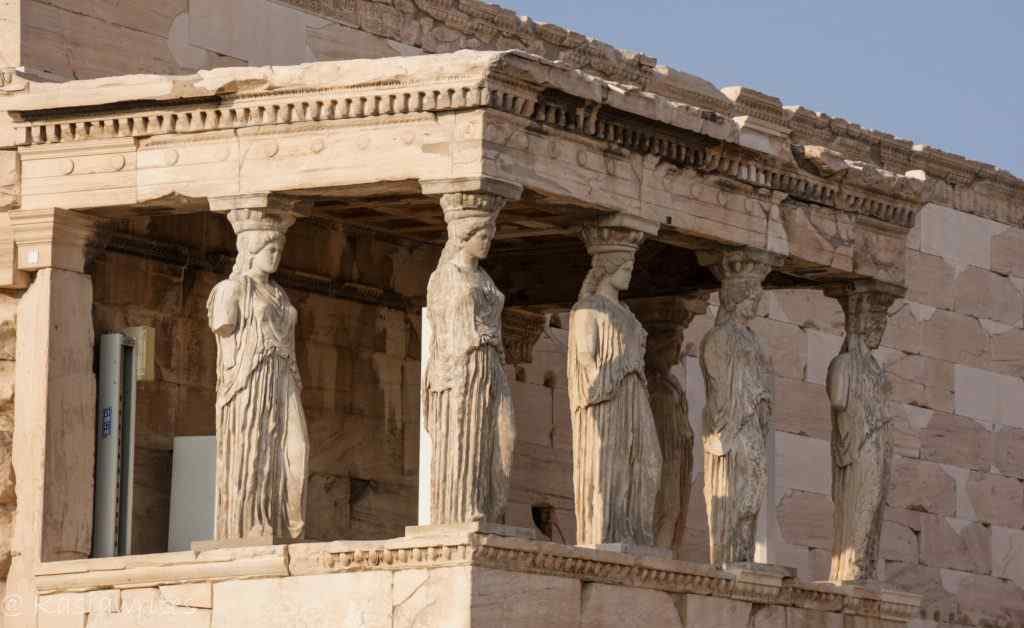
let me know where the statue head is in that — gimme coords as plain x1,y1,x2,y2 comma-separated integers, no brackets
707,250,773,325
718,278,763,323
646,325,685,372
232,230,286,279
438,213,497,266
226,209,294,281
578,225,643,300
838,289,895,351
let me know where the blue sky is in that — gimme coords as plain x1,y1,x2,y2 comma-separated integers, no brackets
501,0,1023,178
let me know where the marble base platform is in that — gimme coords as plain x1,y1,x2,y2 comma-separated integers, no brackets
31,532,922,628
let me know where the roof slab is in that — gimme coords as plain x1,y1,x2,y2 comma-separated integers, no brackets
3,50,927,289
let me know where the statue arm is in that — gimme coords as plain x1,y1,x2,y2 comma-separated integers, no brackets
208,280,241,336
827,353,851,412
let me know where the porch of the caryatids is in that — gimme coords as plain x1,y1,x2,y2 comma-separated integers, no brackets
567,224,663,553
697,248,780,568
631,295,709,560
418,179,522,528
824,281,902,584
206,193,311,544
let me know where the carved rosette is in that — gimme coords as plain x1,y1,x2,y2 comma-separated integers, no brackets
501,309,547,365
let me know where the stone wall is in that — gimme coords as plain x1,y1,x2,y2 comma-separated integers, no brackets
0,290,15,578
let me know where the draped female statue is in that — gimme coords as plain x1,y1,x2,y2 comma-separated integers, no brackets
207,208,309,541
827,285,897,583
423,193,515,524
568,226,661,546
633,297,706,558
699,250,773,566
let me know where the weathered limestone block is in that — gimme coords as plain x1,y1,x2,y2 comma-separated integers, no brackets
919,515,990,573
952,265,1023,325
886,457,956,517
568,225,660,547
993,425,1024,478
749,316,807,380
158,582,212,609
580,583,681,628
698,248,776,566
768,289,846,335
208,201,309,541
906,250,955,311
940,568,1024,627
919,310,988,367
917,204,999,271
991,227,1024,278
991,526,1024,588
776,432,831,496
213,572,392,627
880,520,919,565
748,604,786,628
786,607,843,628
681,594,751,628
393,566,581,628
778,490,834,550
423,191,514,525
954,364,1024,428
774,377,831,439
917,413,993,471
82,586,210,628
884,354,954,414
884,561,957,622
965,470,1024,528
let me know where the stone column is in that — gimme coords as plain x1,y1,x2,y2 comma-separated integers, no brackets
416,178,522,531
6,208,98,627
206,194,310,544
697,248,781,569
567,224,665,554
824,280,901,584
631,295,709,559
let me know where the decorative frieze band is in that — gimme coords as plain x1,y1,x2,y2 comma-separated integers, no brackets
33,535,921,622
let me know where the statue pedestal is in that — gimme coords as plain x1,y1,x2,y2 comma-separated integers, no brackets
31,534,922,627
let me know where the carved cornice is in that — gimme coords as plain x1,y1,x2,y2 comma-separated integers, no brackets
7,51,926,230
33,535,921,622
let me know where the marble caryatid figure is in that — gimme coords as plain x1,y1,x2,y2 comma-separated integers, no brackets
826,283,898,583
423,192,515,524
633,297,707,558
208,208,309,541
699,249,774,566
568,226,662,547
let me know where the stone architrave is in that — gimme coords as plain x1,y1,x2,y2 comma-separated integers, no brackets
631,295,709,559
824,281,901,584
698,248,776,567
567,225,662,547
207,195,310,542
422,191,515,525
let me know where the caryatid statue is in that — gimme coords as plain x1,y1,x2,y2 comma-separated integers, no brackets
698,249,775,566
825,282,899,583
568,225,662,547
632,296,708,558
207,204,310,541
423,192,515,524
